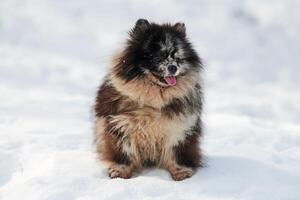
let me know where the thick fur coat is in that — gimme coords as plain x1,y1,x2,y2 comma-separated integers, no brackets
94,19,203,181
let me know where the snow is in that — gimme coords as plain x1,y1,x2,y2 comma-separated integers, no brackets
0,0,300,199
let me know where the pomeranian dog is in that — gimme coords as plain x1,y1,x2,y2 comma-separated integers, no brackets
94,19,203,181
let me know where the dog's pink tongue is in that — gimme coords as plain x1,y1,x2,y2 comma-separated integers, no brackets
164,76,177,86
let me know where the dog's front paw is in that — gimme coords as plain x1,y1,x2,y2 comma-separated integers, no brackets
169,166,194,181
108,164,132,179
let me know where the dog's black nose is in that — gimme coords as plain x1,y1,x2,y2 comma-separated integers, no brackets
168,65,177,74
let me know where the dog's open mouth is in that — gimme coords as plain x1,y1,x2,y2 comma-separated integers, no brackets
163,76,177,86
152,74,177,86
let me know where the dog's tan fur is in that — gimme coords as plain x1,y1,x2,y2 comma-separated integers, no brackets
110,69,199,108
95,62,201,180
94,20,202,181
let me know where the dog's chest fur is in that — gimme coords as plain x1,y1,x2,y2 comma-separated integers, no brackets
110,106,197,165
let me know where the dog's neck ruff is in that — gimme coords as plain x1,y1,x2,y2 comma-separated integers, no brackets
109,71,198,108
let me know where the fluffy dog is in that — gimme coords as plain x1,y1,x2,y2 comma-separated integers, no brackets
94,19,203,181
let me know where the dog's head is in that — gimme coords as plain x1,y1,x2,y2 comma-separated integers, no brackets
114,19,202,87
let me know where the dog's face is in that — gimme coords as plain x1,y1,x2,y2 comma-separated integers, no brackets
115,19,201,87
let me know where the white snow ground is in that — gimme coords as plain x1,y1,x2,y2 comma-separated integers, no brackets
0,0,300,199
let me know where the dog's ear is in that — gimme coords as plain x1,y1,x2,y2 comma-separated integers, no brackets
174,22,186,36
133,19,150,33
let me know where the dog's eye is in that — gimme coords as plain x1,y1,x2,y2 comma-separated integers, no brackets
176,57,184,63
161,52,168,58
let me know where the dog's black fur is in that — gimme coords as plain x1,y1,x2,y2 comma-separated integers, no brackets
95,19,204,181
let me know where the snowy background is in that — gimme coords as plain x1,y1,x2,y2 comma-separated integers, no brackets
0,0,300,199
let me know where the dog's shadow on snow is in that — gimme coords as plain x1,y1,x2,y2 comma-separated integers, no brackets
97,156,299,198
99,156,299,191
133,156,299,191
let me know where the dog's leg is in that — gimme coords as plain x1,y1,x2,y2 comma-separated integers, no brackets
166,122,202,181
174,120,202,168
101,136,135,179
95,117,135,179
101,139,135,179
